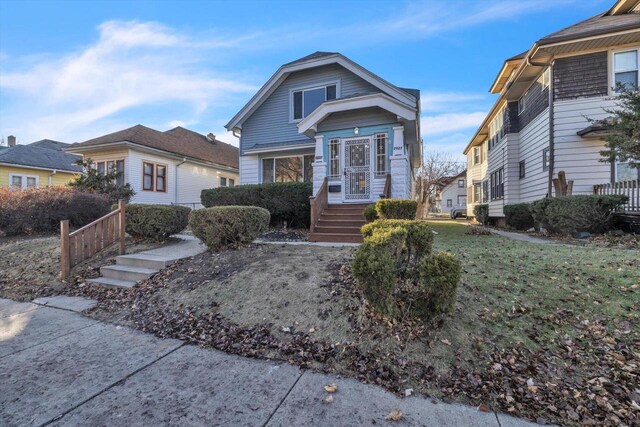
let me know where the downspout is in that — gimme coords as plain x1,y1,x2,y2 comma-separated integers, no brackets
48,170,57,186
175,158,187,205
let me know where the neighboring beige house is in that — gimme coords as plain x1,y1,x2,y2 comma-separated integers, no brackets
67,125,239,208
464,0,640,220
437,170,467,214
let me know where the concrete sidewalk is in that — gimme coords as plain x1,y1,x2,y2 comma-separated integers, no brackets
0,298,538,426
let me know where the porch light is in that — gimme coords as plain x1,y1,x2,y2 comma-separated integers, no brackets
354,127,359,135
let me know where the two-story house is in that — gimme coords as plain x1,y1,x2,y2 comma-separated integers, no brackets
226,52,421,242
464,0,640,221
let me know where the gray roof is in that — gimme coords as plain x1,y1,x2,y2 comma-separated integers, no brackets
284,51,339,66
0,140,82,172
538,11,640,45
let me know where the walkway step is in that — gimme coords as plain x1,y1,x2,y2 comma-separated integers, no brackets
100,265,158,282
85,276,137,289
116,254,172,270
309,233,363,243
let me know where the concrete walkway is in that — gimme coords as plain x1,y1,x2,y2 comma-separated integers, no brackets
0,298,539,427
487,228,557,245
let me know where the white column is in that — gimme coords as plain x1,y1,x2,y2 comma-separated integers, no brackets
390,126,409,199
312,134,327,196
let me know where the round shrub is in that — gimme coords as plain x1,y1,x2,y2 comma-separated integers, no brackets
412,252,461,319
375,199,417,219
189,205,270,251
125,204,190,241
363,204,378,222
473,204,489,225
504,203,534,230
361,219,434,266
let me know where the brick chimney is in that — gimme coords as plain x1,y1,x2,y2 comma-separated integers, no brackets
7,135,16,147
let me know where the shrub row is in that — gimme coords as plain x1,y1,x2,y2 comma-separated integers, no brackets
503,203,535,230
352,219,461,321
473,204,489,225
201,182,311,228
0,187,110,236
189,206,270,251
124,204,191,241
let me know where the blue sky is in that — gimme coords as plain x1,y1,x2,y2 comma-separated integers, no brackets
0,0,612,160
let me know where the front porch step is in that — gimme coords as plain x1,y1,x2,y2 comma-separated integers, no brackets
116,253,172,270
100,264,158,282
326,204,370,210
85,277,137,289
313,226,362,235
317,219,366,228
309,233,363,243
323,208,367,215
319,213,365,221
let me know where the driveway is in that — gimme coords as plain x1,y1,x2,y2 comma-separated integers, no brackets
0,298,537,426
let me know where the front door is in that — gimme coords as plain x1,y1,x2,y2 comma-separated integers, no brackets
343,136,372,202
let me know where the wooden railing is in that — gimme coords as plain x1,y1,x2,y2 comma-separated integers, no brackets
593,180,639,212
382,173,391,198
310,177,328,233
60,200,126,279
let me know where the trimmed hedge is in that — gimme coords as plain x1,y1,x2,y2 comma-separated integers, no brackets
201,182,311,228
0,187,110,236
125,204,190,241
473,204,489,225
504,203,534,230
375,199,418,219
363,204,378,222
531,195,628,235
352,218,460,322
189,206,270,251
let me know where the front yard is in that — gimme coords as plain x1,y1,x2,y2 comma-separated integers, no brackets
1,222,638,426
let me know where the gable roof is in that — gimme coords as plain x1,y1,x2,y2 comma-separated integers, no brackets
225,51,419,132
68,125,239,169
538,10,640,46
0,140,82,172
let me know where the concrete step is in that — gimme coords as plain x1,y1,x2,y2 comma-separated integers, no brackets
317,219,366,228
85,276,137,289
116,253,172,270
313,226,362,235
100,264,158,282
308,233,363,243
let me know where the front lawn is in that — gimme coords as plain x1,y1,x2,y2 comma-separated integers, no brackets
1,222,637,426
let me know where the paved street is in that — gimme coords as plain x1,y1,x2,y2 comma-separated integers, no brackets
0,298,538,426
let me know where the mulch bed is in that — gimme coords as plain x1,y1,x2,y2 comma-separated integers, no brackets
258,229,308,242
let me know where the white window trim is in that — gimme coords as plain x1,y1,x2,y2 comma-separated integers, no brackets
9,173,39,189
473,146,481,165
328,138,341,180
614,159,640,182
518,93,527,115
260,154,314,183
610,47,639,94
289,80,340,123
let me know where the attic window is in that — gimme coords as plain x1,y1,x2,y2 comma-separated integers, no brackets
292,83,338,120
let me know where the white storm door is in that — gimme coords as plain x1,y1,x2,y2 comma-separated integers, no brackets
343,136,372,202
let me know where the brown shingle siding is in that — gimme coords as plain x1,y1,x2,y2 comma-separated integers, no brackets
554,52,609,101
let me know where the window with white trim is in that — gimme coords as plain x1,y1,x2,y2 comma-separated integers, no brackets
539,67,550,90
613,49,638,91
292,83,337,120
457,179,465,188
490,168,504,200
329,138,340,179
473,183,481,203
457,195,466,206
542,148,550,171
220,177,227,187
518,92,527,115
446,199,452,208
616,160,639,182
374,133,387,176
10,174,38,189
261,155,314,183
473,146,480,165
488,105,506,150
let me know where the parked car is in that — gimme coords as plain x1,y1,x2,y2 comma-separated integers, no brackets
451,205,467,219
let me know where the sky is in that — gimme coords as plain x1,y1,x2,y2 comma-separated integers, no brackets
0,0,613,161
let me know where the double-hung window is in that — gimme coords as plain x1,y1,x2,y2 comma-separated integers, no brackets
95,159,125,186
328,139,340,179
518,92,527,115
10,174,38,189
482,180,489,203
473,183,481,203
613,49,638,90
488,105,505,150
490,168,504,200
220,177,227,187
142,162,167,192
292,83,338,120
519,160,526,179
473,146,481,165
374,133,388,177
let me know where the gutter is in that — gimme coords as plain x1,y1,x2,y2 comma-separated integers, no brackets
48,169,57,186
547,62,555,197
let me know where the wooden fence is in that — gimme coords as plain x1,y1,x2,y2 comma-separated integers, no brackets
60,200,126,279
593,180,639,212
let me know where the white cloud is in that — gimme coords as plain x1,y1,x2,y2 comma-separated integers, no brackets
422,112,487,136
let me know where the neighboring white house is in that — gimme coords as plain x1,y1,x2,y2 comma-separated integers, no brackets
464,0,640,220
437,170,467,214
67,125,239,208
225,51,421,242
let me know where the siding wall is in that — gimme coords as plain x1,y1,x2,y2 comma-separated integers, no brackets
317,107,396,132
465,141,488,216
128,150,177,205
176,163,238,207
0,165,78,187
239,155,259,185
553,96,614,194
519,82,549,129
240,63,380,153
518,108,550,202
440,180,467,213
487,136,508,217
554,52,608,101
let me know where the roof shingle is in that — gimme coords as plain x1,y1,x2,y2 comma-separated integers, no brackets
0,140,81,172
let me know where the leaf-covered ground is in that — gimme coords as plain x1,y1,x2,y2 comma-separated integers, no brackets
1,222,638,426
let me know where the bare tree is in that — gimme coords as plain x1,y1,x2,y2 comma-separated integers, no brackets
415,151,465,218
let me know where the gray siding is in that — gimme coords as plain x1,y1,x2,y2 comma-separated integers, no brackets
518,108,550,203
240,63,380,154
317,107,397,132
519,82,549,129
554,52,608,101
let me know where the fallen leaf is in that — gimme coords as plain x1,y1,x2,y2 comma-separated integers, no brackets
477,404,491,413
324,383,338,393
404,388,413,397
440,339,452,346
384,409,404,421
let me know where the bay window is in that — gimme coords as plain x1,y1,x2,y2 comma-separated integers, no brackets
292,83,338,120
261,155,314,183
